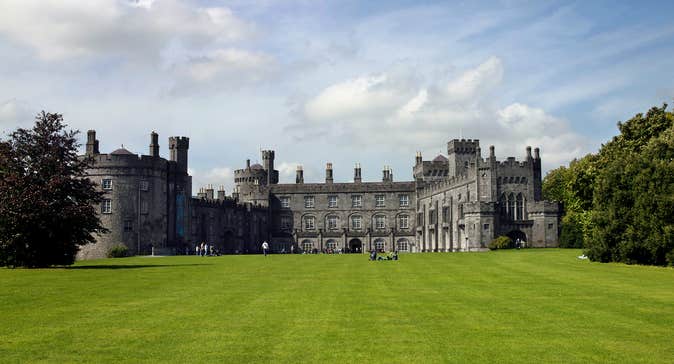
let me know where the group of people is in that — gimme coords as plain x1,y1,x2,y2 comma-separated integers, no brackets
369,250,399,261
194,242,220,256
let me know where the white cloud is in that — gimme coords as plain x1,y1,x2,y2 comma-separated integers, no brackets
293,58,589,171
0,0,254,62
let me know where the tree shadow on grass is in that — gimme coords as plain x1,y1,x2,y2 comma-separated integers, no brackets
65,263,213,270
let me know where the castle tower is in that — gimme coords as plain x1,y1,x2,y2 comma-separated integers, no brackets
149,131,159,157
447,139,479,177
262,150,278,184
169,136,189,173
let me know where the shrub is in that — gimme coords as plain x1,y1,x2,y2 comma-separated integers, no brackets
489,236,513,250
107,244,129,258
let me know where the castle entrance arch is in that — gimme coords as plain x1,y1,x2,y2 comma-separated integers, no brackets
348,238,362,253
506,230,527,247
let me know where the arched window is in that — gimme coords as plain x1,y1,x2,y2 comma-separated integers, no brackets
326,215,339,230
326,239,338,251
374,215,386,230
350,215,362,230
301,240,313,252
374,238,386,252
396,238,409,252
499,193,507,216
303,215,315,230
507,193,515,219
516,193,524,220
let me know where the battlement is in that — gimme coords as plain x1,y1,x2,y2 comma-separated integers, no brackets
447,139,480,154
261,150,275,160
168,136,189,149
418,173,474,199
85,152,168,170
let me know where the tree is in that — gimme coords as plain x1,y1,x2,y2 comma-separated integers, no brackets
0,112,107,267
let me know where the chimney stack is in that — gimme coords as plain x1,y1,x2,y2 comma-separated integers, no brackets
149,131,159,157
383,166,393,182
526,146,533,160
354,163,362,183
296,165,304,184
534,147,540,160
325,162,333,184
415,151,422,165
217,186,226,201
86,130,99,155
205,185,214,200
489,145,495,159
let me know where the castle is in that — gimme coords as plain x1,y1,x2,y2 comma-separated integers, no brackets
77,131,560,259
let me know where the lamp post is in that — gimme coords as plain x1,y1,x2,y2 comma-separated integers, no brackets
137,181,141,255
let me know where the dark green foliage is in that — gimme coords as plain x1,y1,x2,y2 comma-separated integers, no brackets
0,112,107,267
546,104,674,265
559,212,584,248
488,236,513,250
107,245,129,258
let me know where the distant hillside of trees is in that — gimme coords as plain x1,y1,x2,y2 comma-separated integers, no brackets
543,104,674,266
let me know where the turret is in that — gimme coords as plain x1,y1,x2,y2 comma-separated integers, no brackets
534,147,540,160
526,146,532,161
489,145,495,161
296,165,304,184
325,163,333,184
150,131,159,157
262,150,276,184
169,136,189,173
447,139,479,177
354,163,362,183
415,151,422,165
86,130,99,155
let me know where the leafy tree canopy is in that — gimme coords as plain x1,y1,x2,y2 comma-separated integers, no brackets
0,112,107,267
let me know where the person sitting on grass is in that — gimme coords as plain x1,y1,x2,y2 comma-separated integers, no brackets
369,250,377,261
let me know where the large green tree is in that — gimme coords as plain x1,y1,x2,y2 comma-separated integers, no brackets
0,112,107,267
544,104,674,265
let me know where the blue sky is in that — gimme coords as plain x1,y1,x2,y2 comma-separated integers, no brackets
1,0,673,194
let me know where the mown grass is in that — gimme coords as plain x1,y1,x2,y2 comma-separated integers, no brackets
1,249,672,363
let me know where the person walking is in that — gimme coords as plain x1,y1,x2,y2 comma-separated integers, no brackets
195,244,199,256
262,241,269,256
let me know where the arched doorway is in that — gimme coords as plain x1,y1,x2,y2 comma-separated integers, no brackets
506,230,527,247
349,238,362,253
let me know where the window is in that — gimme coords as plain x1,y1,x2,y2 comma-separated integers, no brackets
280,215,292,230
396,239,409,252
374,215,386,230
351,195,362,208
304,216,315,230
301,240,313,252
483,223,490,230
304,196,315,208
516,194,524,220
327,215,338,230
374,239,385,251
140,180,149,191
398,215,409,229
280,196,290,208
442,207,449,222
351,215,362,230
375,194,385,207
140,199,149,215
328,195,338,208
399,194,409,207
123,220,133,232
102,179,112,190
326,240,338,250
417,213,423,225
429,210,437,224
548,223,554,229
101,199,112,214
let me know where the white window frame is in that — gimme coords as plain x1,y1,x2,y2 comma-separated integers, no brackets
375,239,385,251
351,195,362,208
140,180,149,191
397,239,409,252
102,179,112,190
375,215,386,230
351,215,362,230
375,194,385,207
326,240,338,250
327,215,338,230
398,215,409,229
101,199,112,214
304,216,315,230
328,195,338,208
399,194,409,207
304,196,315,208
302,241,313,252
280,196,290,209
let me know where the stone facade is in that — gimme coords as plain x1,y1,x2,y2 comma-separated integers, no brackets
79,131,560,259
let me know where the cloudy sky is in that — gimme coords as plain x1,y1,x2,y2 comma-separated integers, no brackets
1,0,673,194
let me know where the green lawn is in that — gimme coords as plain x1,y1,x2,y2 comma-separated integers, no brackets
1,249,672,363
